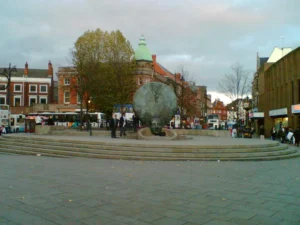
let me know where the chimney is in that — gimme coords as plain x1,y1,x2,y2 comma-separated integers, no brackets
48,60,53,77
152,54,156,63
175,73,181,81
24,62,28,77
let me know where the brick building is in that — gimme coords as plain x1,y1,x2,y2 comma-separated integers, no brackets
212,99,227,121
0,61,55,114
57,35,210,117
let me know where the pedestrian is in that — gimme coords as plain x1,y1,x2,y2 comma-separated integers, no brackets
132,113,137,133
292,127,300,147
270,126,277,141
110,114,118,138
259,125,265,140
232,125,237,138
35,114,42,125
119,112,127,137
278,127,286,143
0,125,6,137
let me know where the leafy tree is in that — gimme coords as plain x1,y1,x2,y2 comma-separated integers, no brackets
71,29,136,121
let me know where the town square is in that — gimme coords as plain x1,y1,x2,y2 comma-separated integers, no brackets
0,0,300,224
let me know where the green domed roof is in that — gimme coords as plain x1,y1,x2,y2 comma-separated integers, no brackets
135,35,152,61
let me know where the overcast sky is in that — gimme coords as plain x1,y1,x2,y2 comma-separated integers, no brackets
1,0,299,104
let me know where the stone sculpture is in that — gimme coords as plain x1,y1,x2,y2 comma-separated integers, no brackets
133,82,177,135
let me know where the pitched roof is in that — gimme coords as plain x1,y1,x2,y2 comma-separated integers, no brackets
0,68,49,78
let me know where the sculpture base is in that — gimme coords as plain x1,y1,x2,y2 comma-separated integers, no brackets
137,127,188,140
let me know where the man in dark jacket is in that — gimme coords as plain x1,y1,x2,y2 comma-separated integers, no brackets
293,127,300,147
119,113,127,137
110,115,118,138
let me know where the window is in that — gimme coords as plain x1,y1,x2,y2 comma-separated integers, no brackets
64,78,70,85
0,84,7,92
137,78,141,85
0,96,6,104
40,85,47,93
77,93,81,104
29,85,37,93
14,84,22,92
14,96,21,106
29,97,37,106
64,91,70,103
40,96,47,104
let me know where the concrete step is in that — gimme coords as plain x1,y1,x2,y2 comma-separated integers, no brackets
1,135,299,161
0,141,296,159
0,140,290,156
0,145,298,161
4,135,280,150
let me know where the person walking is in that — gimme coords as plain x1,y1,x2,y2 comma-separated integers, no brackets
270,126,277,141
278,127,286,143
119,113,127,137
110,114,118,138
259,125,265,140
292,127,300,147
132,113,137,133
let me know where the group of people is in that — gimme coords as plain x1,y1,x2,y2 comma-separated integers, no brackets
270,126,300,146
110,113,139,138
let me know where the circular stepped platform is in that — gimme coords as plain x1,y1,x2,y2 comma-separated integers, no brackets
0,134,299,161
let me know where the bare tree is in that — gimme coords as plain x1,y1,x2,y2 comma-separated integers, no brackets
218,62,251,128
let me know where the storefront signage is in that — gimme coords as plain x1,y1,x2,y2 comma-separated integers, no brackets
249,112,264,118
291,104,300,114
269,108,287,117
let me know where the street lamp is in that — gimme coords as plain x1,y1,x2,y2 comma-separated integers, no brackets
243,96,251,128
1,63,17,133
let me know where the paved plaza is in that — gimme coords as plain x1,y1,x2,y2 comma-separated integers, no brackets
0,152,300,225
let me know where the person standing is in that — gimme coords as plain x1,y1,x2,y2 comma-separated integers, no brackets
35,114,42,125
259,125,265,140
278,127,286,143
270,126,277,141
132,113,137,133
293,127,300,147
119,113,127,137
110,114,118,138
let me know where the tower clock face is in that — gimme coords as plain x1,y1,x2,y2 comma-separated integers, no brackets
244,102,249,108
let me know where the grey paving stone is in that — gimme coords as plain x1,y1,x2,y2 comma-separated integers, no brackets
180,213,214,224
278,219,300,225
47,206,96,220
228,217,257,225
0,154,299,225
158,209,189,219
272,211,300,222
81,215,114,225
227,210,256,220
203,220,238,225
151,217,187,225
249,214,283,225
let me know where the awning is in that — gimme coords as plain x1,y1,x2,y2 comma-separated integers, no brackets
249,112,264,118
269,108,287,117
291,104,300,114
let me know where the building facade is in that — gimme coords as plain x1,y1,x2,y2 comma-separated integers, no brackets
57,35,211,119
0,61,55,114
263,47,300,133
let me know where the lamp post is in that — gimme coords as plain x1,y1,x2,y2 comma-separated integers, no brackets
1,63,17,133
243,96,251,128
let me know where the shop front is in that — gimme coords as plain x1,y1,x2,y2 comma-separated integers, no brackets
269,108,288,131
291,104,300,127
249,112,264,135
